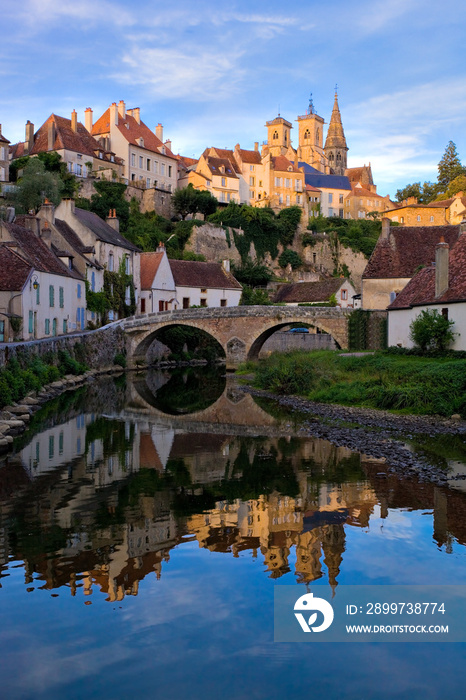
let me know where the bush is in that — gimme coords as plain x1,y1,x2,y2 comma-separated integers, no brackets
114,352,127,368
278,249,302,269
409,309,457,352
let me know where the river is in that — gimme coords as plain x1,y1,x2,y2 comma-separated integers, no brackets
0,367,465,699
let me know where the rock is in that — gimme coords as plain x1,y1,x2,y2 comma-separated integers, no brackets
20,396,40,406
451,414,462,421
0,438,9,449
7,405,33,416
18,414,30,422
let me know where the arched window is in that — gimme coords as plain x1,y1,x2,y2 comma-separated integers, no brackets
284,131,287,144
336,152,342,162
316,128,320,143
304,129,310,141
273,131,278,140
328,153,334,162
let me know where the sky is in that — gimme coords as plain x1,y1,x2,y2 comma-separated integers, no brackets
1,0,465,198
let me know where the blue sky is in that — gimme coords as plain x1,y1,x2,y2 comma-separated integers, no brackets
2,0,465,197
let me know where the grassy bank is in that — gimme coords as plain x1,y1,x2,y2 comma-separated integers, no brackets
245,350,466,418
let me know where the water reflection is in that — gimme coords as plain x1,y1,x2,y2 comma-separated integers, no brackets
1,376,466,605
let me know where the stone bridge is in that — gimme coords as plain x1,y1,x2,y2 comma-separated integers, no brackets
121,306,353,369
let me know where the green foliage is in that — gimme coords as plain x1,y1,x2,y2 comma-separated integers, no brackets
277,206,302,246
9,158,63,213
445,175,466,198
252,350,466,417
114,352,127,368
232,257,273,287
240,287,272,305
80,180,130,230
278,249,302,269
103,257,136,319
395,181,440,204
306,216,381,259
438,141,465,189
9,151,78,198
172,184,218,219
409,309,457,352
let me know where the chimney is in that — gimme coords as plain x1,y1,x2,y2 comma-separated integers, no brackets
254,142,259,152
110,102,118,126
222,259,230,272
164,139,172,152
118,100,126,119
40,220,52,248
60,198,76,218
435,236,449,298
155,123,163,142
381,217,390,240
85,108,93,133
106,208,120,233
71,109,78,133
156,241,166,253
39,198,55,225
133,107,140,124
47,120,56,151
25,120,34,154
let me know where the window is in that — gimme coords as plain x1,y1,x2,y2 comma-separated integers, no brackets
49,435,54,459
52,318,57,336
28,311,33,334
75,163,82,176
430,215,434,222
45,318,50,335
141,298,146,313
108,252,114,271
296,194,302,204
125,285,131,305
77,283,82,299
147,158,151,171
206,180,211,187
279,194,283,204
249,176,255,186
161,163,166,176
339,208,344,217
313,252,317,264
146,177,151,188
285,178,290,188
59,432,64,455
442,308,449,319
158,300,164,312
200,288,207,294
286,195,290,205
63,319,67,334
131,173,135,181
154,161,158,173
182,297,190,309
168,165,172,177
304,128,310,140
274,177,280,187
200,298,207,307
273,130,278,140
249,190,255,200
341,290,348,300
250,165,255,171
139,156,143,168
35,282,40,305
220,299,227,307
259,180,262,187
339,194,344,204
59,287,64,308
328,193,333,204
91,271,95,292
49,285,54,307
400,217,404,223
221,177,226,187
417,215,421,222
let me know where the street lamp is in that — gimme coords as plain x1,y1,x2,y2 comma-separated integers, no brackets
31,275,39,291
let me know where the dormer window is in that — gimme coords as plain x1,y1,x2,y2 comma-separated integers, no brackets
99,152,103,159
77,154,82,159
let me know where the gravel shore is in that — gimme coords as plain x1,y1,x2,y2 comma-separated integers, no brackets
241,385,466,488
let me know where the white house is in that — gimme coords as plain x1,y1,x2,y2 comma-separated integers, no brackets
140,245,177,314
169,258,242,308
388,226,466,350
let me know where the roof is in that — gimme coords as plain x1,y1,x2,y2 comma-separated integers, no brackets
54,219,102,269
274,279,347,303
169,260,242,290
305,184,321,193
0,245,32,290
345,166,373,185
363,225,460,280
29,114,117,162
272,155,299,173
73,208,140,252
208,148,241,173
324,93,348,151
2,220,81,279
92,108,177,161
140,252,165,289
298,162,351,191
349,184,386,200
236,148,262,165
0,133,10,145
203,156,238,179
388,232,466,309
266,116,292,128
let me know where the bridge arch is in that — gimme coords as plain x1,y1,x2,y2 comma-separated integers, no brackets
131,320,226,364
247,319,341,361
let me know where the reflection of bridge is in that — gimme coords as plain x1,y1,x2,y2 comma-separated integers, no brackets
122,306,352,369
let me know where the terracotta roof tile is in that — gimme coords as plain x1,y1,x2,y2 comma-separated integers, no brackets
274,279,345,303
0,245,32,290
272,155,299,172
169,260,242,289
140,252,165,290
30,114,116,162
389,232,466,308
237,149,262,165
0,133,10,144
204,156,238,179
92,108,177,160
363,225,460,279
209,148,241,173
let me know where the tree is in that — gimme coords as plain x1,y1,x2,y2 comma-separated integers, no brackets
409,309,457,352
446,175,466,198
438,141,465,190
80,180,130,230
11,158,62,213
395,181,440,204
10,152,77,197
172,184,218,219
278,249,302,269
395,182,422,203
232,257,273,287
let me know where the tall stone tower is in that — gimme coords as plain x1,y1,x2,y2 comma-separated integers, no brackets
265,115,293,156
324,90,348,175
296,94,326,172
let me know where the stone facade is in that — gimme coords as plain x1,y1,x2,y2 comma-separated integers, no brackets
184,223,244,265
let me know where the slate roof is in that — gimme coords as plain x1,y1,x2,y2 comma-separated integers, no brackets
298,162,351,191
363,225,460,280
0,245,32,291
74,208,140,252
203,156,238,179
54,219,102,268
92,109,177,161
388,232,466,309
274,279,346,303
169,260,242,290
140,252,165,290
209,148,241,173
2,221,82,279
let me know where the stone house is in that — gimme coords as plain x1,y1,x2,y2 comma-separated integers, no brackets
344,184,392,220
273,278,356,308
361,218,461,310
9,113,123,180
387,224,466,350
299,163,351,218
90,101,177,193
0,218,83,341
383,201,448,226
178,151,240,204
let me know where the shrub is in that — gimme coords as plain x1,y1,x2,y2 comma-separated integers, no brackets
409,309,457,352
278,249,302,269
114,352,127,368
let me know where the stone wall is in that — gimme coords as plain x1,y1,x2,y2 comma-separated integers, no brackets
301,235,368,291
184,223,245,264
0,323,127,370
259,331,336,358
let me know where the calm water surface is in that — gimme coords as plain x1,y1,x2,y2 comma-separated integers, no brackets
0,368,465,700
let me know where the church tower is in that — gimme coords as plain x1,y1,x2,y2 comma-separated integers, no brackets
324,90,348,175
265,115,293,156
296,94,326,172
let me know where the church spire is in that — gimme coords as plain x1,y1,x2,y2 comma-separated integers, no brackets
324,89,348,175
